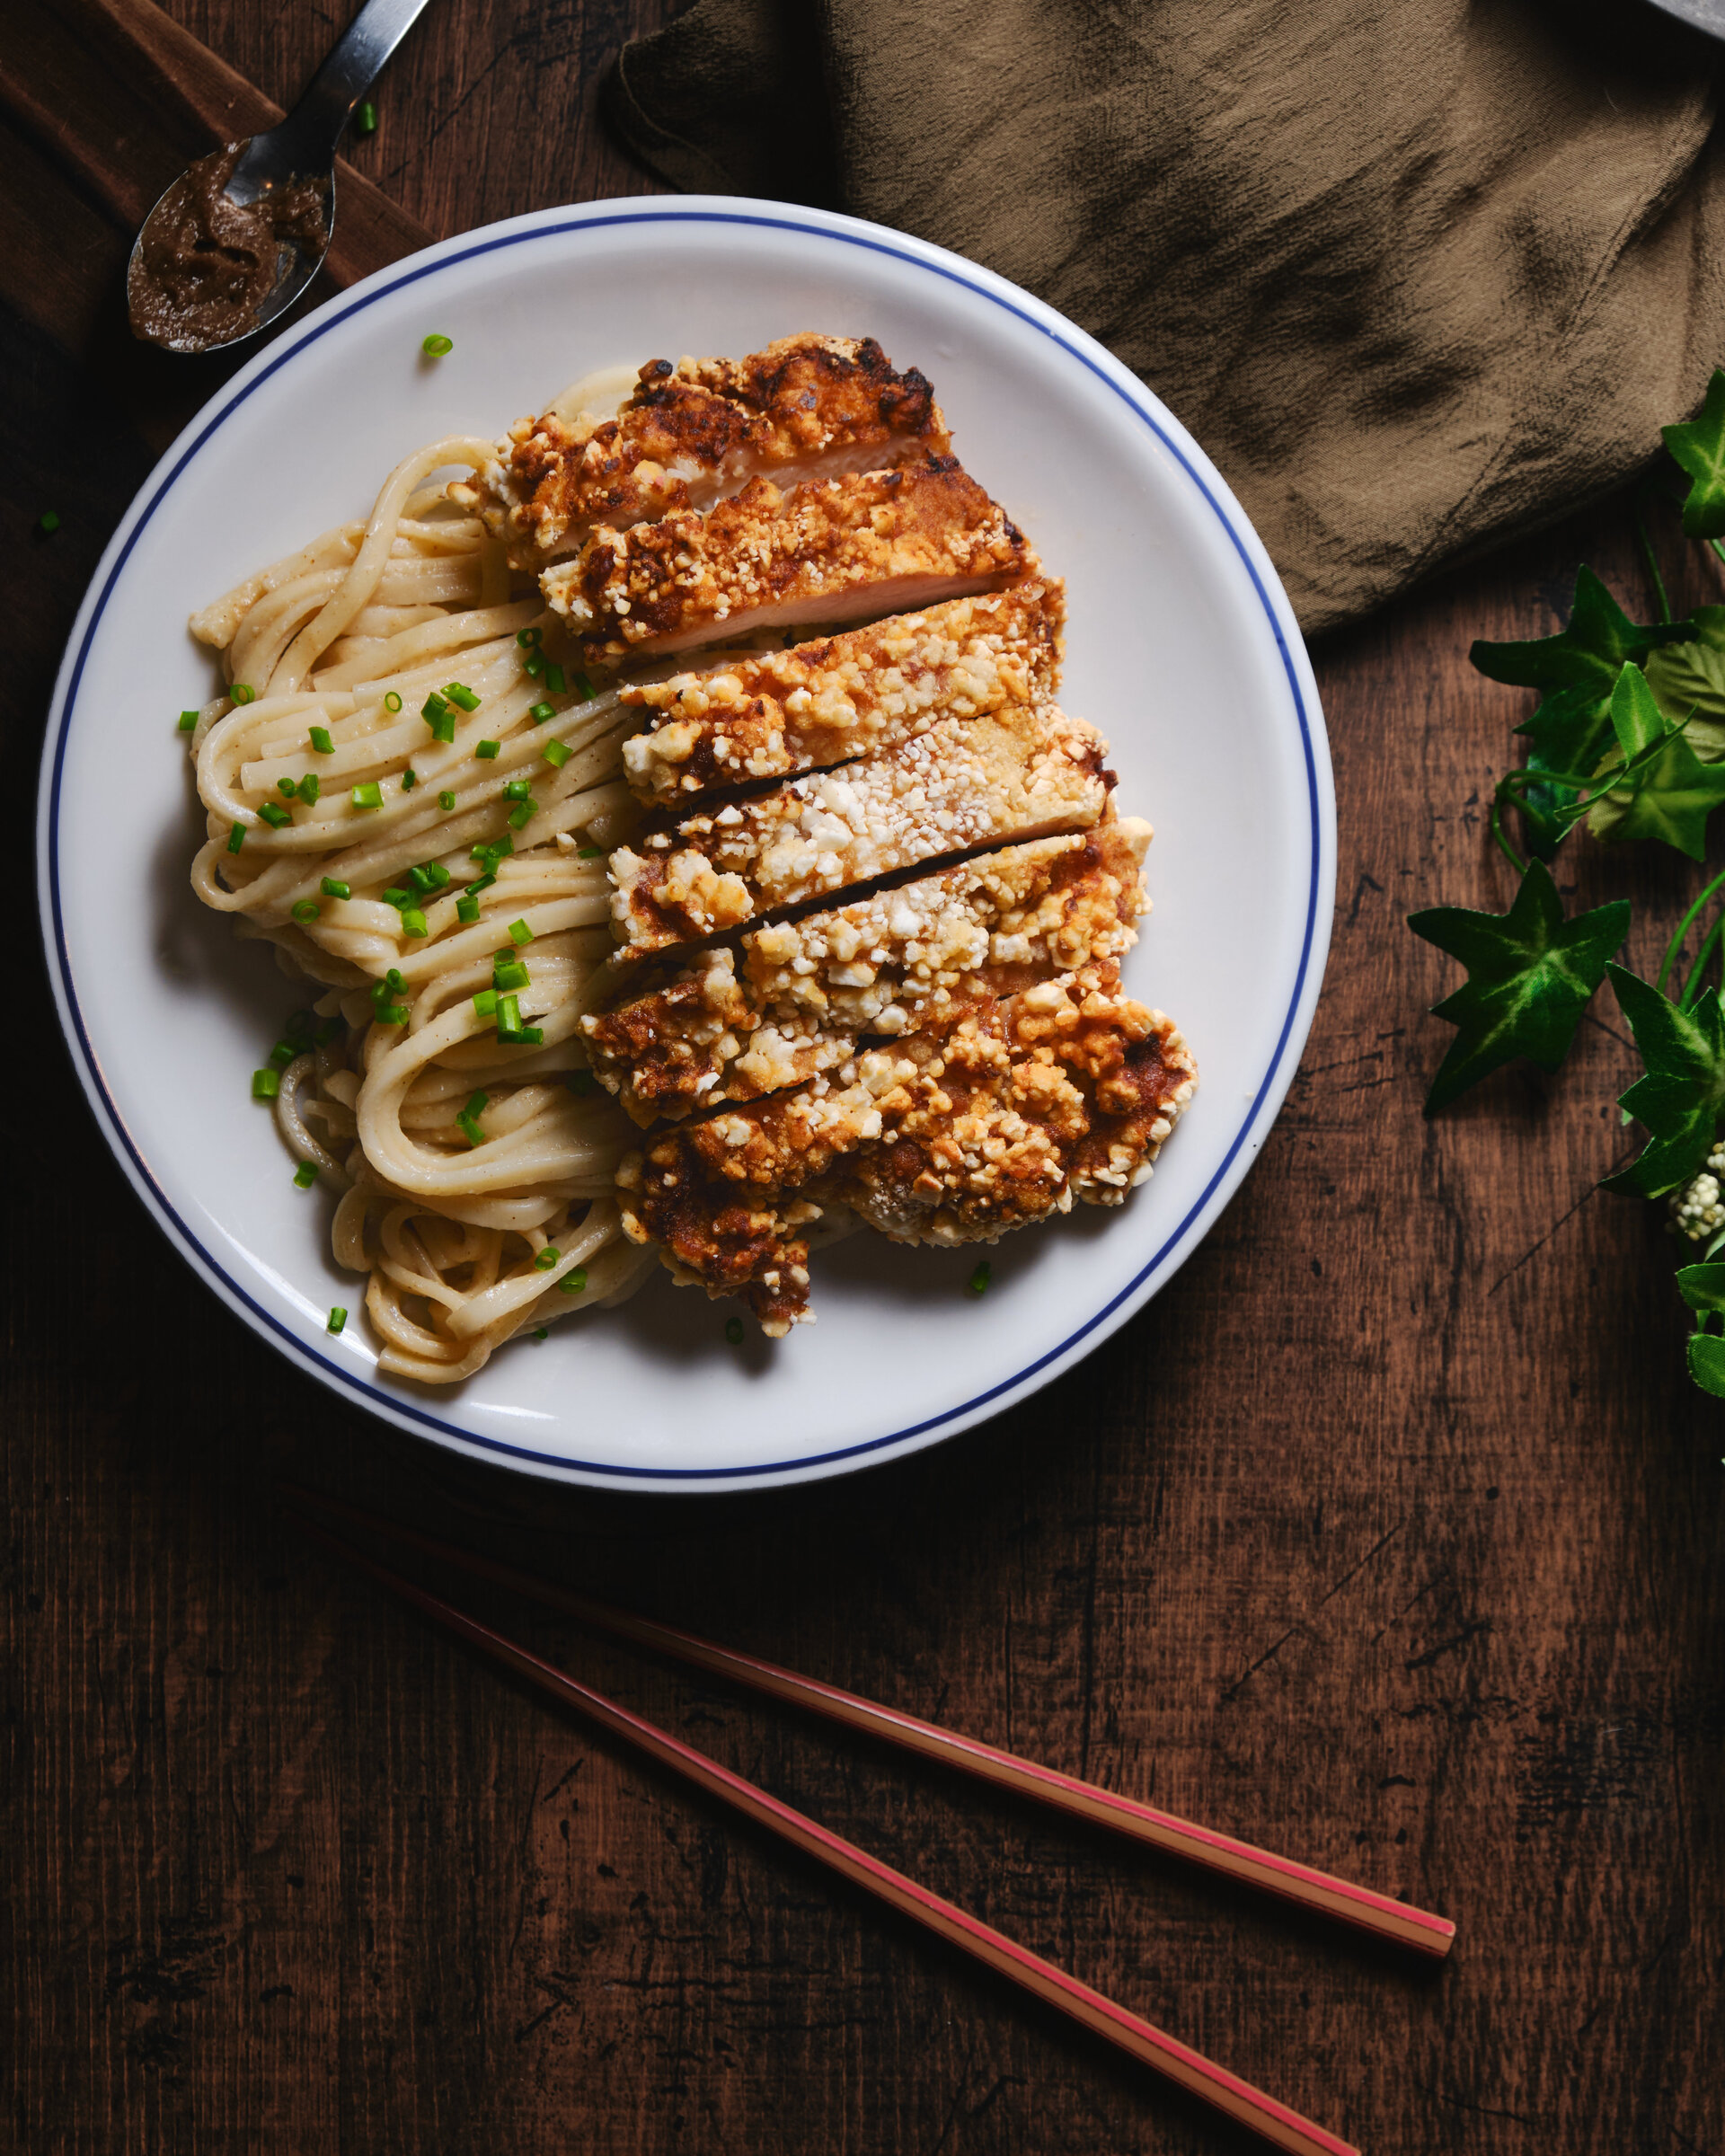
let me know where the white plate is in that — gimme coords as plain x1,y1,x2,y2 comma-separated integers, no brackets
38,197,1333,1492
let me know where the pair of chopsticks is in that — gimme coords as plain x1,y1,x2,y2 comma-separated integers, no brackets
279,1484,1453,2156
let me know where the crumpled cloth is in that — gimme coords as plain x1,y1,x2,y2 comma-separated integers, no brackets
603,0,1725,633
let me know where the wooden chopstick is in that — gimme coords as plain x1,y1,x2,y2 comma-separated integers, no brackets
288,1509,1361,2156
277,1481,1454,1959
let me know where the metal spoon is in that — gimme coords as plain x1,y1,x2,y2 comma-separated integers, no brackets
128,0,436,355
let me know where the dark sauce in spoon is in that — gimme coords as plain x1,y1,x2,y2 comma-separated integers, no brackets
128,143,330,351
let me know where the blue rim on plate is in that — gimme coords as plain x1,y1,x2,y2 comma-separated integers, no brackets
38,200,1332,1488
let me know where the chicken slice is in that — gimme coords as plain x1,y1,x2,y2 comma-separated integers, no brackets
583,817,1152,1125
615,960,1198,1334
607,701,1110,955
541,460,1030,666
460,335,951,569
620,578,1065,804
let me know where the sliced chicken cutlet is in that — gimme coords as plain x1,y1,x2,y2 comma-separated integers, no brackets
584,817,1152,1125
461,335,950,568
615,959,1198,1334
620,578,1065,804
607,701,1110,955
541,459,1029,666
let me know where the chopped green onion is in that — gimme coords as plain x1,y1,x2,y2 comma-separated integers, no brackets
178,709,199,732
543,739,571,769
386,969,405,990
456,894,481,923
251,1068,280,1100
296,773,321,806
258,800,292,828
475,739,500,760
508,801,535,830
577,844,603,859
426,710,456,744
967,1260,992,1297
356,100,377,136
473,989,498,1016
231,684,255,704
277,775,298,798
407,861,451,892
516,626,542,649
445,683,480,711
493,957,529,993
534,1246,560,1270
438,790,457,811
528,701,556,726
468,871,497,895
374,1002,409,1026
724,1315,745,1344
464,1090,490,1118
291,899,320,925
456,1111,483,1147
573,670,596,702
422,690,448,720
321,877,350,899
543,662,567,695
294,1162,319,1188
402,768,418,791
38,510,60,534
383,692,402,714
498,1026,544,1047
496,993,523,1033
400,906,428,938
508,918,534,946
502,777,533,801
308,725,334,754
327,1305,348,1334
533,1327,549,1340
422,333,453,358
270,1038,298,1068
567,1069,597,1095
227,824,245,854
523,649,546,678
558,1268,588,1295
382,886,410,907
351,781,384,809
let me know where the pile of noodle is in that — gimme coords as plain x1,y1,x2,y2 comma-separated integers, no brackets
184,376,662,1383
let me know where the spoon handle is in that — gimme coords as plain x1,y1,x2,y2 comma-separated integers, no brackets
288,0,437,159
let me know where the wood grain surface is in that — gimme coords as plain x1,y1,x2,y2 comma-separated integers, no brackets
4,4,1721,2152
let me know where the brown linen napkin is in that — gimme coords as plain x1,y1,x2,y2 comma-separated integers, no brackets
604,0,1725,634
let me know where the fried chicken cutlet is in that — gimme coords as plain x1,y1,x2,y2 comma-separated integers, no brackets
462,334,950,568
615,959,1197,1334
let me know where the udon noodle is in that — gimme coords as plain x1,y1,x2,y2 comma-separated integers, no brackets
186,373,664,1382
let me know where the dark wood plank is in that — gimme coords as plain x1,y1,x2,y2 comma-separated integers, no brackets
3,5,1721,2153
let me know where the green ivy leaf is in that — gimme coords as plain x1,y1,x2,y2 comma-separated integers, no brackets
1473,569,1689,852
1644,605,1725,741
1676,1262,1725,1319
1603,965,1725,1198
1686,1331,1725,1396
1662,369,1725,538
1585,664,1725,856
1408,861,1631,1113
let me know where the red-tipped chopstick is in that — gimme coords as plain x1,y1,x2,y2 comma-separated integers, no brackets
278,1482,1454,1959
289,1509,1360,2156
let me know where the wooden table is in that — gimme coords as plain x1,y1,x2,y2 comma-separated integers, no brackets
5,6,1721,2152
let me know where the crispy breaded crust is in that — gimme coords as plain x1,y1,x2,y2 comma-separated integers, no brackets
583,819,1152,1124
620,579,1066,803
607,702,1110,953
541,460,1030,665
615,960,1197,1334
464,335,950,566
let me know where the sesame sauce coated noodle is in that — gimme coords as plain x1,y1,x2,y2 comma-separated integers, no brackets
187,378,662,1383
